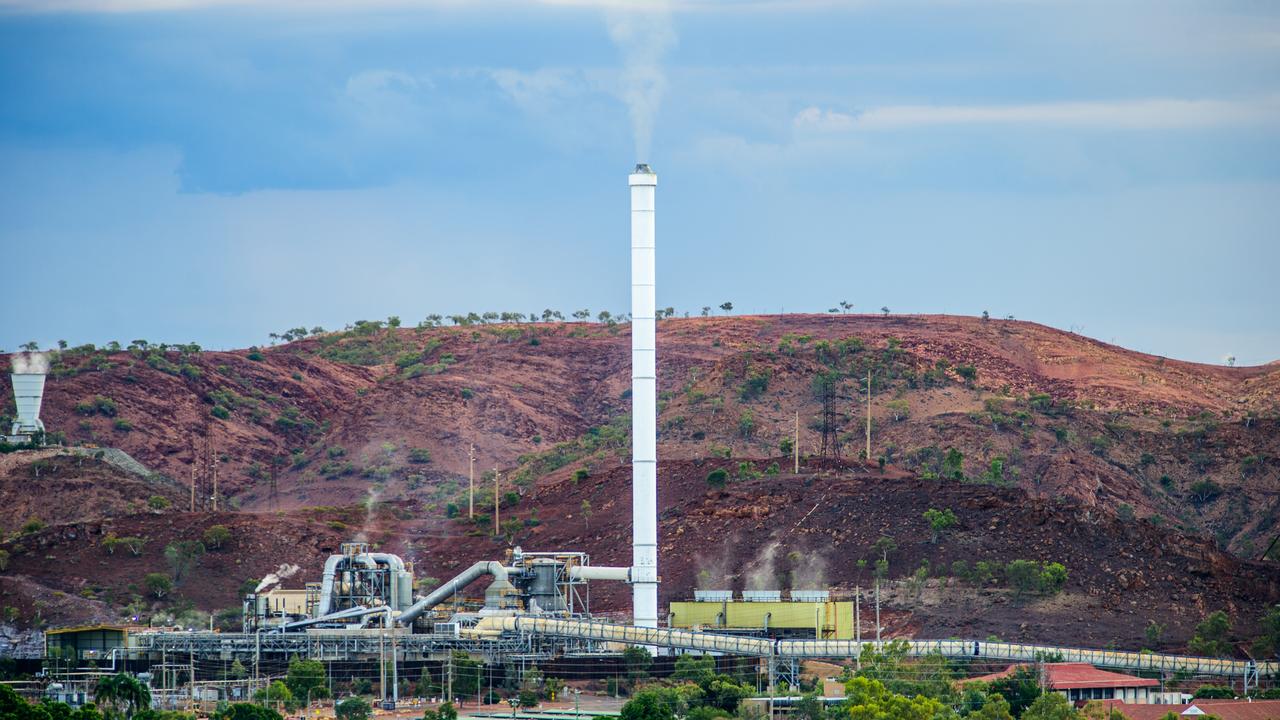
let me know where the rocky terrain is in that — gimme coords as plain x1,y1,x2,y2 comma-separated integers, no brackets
0,314,1277,654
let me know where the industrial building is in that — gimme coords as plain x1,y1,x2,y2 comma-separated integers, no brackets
669,591,858,639
967,663,1174,705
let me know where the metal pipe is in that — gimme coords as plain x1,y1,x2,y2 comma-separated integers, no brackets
568,566,631,582
629,163,659,629
398,561,510,624
315,555,344,617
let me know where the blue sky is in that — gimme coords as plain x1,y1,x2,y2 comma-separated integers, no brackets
1,0,1277,365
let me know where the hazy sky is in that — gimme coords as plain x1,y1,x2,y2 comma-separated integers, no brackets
1,0,1277,365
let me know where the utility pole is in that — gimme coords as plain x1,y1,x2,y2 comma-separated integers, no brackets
493,469,500,536
468,444,476,519
874,580,881,644
855,586,862,670
793,411,799,474
446,650,453,702
212,461,219,512
865,370,872,463
379,632,386,707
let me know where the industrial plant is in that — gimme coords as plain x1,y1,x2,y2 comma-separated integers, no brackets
3,165,1277,719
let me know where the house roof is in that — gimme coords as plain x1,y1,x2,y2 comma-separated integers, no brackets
966,663,1159,690
1116,699,1280,720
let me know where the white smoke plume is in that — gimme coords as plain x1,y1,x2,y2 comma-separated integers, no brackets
255,563,301,593
354,484,381,544
789,551,828,590
606,1,676,161
695,552,733,590
744,541,782,591
11,352,49,374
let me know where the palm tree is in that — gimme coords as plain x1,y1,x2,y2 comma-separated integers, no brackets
94,673,151,717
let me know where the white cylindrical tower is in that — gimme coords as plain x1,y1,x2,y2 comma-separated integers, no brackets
629,163,659,629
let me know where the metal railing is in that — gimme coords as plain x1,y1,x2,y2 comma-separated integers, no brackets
506,617,1277,679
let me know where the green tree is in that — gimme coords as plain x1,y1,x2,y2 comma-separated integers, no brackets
1188,610,1233,657
580,499,593,531
844,676,945,720
1021,693,1080,720
619,690,675,720
965,693,1013,720
623,645,653,682
202,525,231,551
284,657,327,705
942,448,964,480
923,508,957,544
1145,620,1166,648
1005,560,1041,599
93,673,152,718
450,651,484,698
1252,605,1280,657
144,573,173,599
335,697,371,720
1,684,53,720
672,655,716,685
163,540,206,582
255,681,292,710
985,667,1041,715
1039,563,1068,594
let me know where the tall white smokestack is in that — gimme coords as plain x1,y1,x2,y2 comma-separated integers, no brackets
629,163,659,628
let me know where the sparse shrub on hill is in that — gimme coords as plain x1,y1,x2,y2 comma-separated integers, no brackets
923,508,957,543
705,468,728,487
146,495,169,511
1188,610,1233,657
93,396,118,417
738,370,770,402
210,406,231,420
145,572,173,599
164,540,205,582
408,448,432,464
203,525,231,550
1189,479,1223,505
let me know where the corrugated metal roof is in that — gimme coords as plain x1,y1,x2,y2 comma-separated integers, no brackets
45,624,130,636
1117,699,1280,720
967,663,1159,690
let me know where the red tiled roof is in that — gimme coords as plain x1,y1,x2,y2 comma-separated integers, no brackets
1117,699,1280,720
965,663,1159,690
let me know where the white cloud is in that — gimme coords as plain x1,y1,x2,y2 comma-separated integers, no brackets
794,97,1280,132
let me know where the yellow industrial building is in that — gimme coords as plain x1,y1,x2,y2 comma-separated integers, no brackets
669,592,857,639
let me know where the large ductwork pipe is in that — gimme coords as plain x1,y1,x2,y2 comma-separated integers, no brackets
10,373,46,436
569,566,631,582
315,551,408,617
398,561,511,625
629,164,659,629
